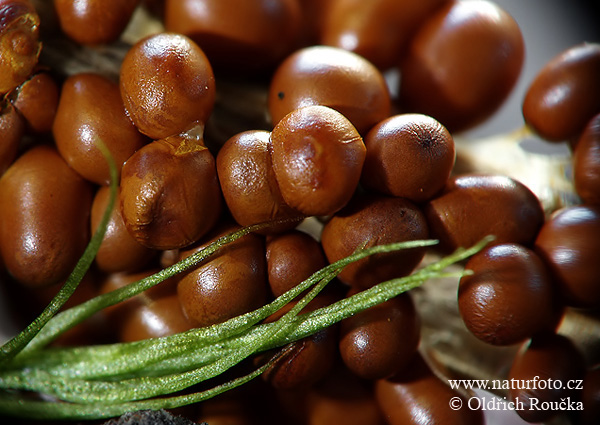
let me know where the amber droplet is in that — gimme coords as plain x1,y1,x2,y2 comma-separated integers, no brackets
0,0,41,94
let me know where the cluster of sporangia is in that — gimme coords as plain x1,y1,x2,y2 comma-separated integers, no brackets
0,0,599,424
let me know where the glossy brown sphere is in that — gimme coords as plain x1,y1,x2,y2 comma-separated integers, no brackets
523,43,600,142
534,205,600,308
361,113,455,202
11,72,59,133
91,186,155,274
120,32,216,140
0,0,41,94
375,353,484,425
459,244,556,346
304,366,386,425
321,195,429,288
0,145,93,287
266,229,326,297
262,296,338,390
99,269,179,338
424,174,545,252
164,0,301,71
53,73,147,185
159,249,181,269
120,295,193,342
340,291,420,380
177,224,267,327
399,0,524,132
216,130,302,233
574,113,600,205
265,331,337,391
320,0,450,70
119,135,222,250
268,46,391,134
0,101,24,175
54,0,139,46
270,105,366,216
508,333,585,423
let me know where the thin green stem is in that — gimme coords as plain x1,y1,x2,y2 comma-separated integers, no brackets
6,239,438,378
0,347,289,421
0,235,492,420
0,258,469,406
0,267,468,419
0,268,341,404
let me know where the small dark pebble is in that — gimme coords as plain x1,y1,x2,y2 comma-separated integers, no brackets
102,410,205,425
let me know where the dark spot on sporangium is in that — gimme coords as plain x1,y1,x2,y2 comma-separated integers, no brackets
278,91,285,100
420,134,435,148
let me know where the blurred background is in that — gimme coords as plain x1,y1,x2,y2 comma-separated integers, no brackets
465,0,600,139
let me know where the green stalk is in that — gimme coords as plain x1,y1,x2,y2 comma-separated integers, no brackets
4,239,439,379
0,350,284,421
1,238,481,385
0,262,475,420
0,236,488,421
0,267,341,404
